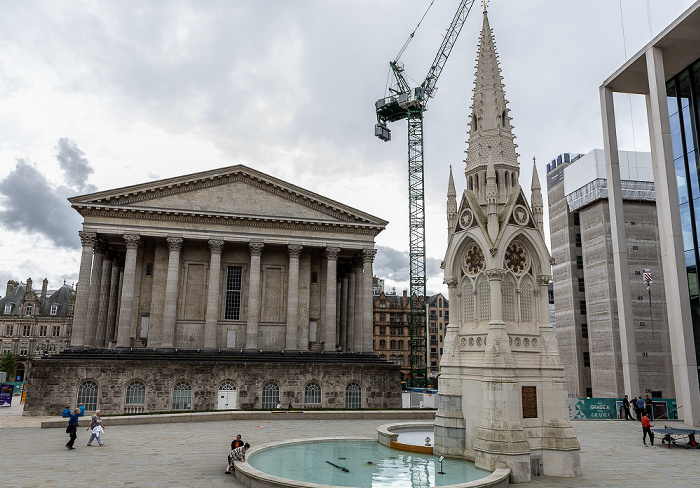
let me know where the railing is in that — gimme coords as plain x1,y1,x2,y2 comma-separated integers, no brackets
124,405,145,414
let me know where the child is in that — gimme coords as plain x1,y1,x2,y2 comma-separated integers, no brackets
225,442,250,474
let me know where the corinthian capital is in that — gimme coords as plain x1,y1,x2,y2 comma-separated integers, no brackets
537,274,552,286
166,237,184,252
287,244,303,259
123,234,141,250
325,247,340,261
79,231,97,248
208,239,225,254
249,242,265,256
362,248,377,263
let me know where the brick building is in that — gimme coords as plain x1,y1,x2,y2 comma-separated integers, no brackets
427,293,448,378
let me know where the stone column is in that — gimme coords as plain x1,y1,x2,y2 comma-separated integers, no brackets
105,258,121,346
361,249,377,352
353,257,364,352
85,242,106,347
204,240,224,349
94,252,113,348
340,273,349,350
645,46,700,426
443,278,459,355
161,237,183,349
116,234,141,348
323,247,340,351
347,268,356,351
70,231,97,348
246,242,264,350
601,85,640,397
286,244,303,351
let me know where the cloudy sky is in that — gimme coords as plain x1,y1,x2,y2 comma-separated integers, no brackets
0,0,695,297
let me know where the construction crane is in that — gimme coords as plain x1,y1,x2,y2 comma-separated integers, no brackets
375,0,477,387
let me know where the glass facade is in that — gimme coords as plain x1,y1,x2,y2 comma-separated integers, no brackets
667,56,700,372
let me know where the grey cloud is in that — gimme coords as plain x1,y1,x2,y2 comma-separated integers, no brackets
0,159,82,249
374,246,443,284
56,138,96,192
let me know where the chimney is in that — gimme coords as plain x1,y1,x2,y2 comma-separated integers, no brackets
26,278,32,292
41,278,49,303
6,280,18,296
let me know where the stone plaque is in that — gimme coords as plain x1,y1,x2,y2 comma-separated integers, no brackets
522,386,538,418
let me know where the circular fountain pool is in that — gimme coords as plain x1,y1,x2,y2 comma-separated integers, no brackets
237,437,508,488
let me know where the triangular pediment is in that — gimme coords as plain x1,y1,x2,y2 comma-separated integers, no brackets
69,165,387,228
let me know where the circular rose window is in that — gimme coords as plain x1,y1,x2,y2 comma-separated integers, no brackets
464,245,485,276
504,242,529,275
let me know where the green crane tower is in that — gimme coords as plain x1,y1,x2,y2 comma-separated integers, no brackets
375,0,477,387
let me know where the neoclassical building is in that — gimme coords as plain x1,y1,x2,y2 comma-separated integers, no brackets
24,165,401,415
434,11,580,483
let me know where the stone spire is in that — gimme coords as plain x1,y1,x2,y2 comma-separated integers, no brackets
530,157,543,232
486,150,499,240
447,165,458,239
464,9,519,206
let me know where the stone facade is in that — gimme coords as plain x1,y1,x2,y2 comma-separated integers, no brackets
547,150,674,399
24,164,402,414
24,351,401,415
434,11,580,483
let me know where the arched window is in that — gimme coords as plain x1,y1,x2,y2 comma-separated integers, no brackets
261,382,279,409
390,340,396,349
390,355,397,363
398,340,404,350
125,381,145,405
379,339,386,349
172,382,192,410
219,382,236,391
380,354,386,360
304,382,322,404
345,383,362,409
512,173,516,187
468,176,473,191
502,110,506,127
77,381,98,412
397,355,404,365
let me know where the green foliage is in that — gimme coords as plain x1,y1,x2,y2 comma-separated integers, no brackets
0,351,16,380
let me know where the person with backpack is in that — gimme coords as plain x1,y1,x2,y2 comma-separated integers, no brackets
65,408,80,450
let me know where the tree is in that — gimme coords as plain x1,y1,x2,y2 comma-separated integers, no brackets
0,351,16,381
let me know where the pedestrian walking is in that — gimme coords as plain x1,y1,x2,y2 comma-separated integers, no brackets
636,396,645,421
65,408,79,450
622,395,634,420
641,412,656,447
86,410,105,446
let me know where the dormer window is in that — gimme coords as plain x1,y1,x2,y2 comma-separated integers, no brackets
50,304,59,316
25,305,33,316
3,303,12,314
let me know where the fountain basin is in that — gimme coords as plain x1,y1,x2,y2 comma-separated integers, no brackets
235,436,510,488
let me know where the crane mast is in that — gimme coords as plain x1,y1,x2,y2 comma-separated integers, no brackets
375,0,476,387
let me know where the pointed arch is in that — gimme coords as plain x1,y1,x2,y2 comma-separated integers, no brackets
468,176,473,191
511,172,516,188
476,274,491,323
502,272,517,322
519,275,535,324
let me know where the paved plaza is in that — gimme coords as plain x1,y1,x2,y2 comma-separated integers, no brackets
1,400,697,488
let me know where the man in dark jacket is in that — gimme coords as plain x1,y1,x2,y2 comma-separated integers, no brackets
66,408,80,449
622,395,634,420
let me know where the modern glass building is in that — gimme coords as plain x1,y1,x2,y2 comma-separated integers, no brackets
600,2,700,426
667,58,700,367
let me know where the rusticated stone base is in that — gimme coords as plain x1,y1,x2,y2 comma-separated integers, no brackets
23,349,401,415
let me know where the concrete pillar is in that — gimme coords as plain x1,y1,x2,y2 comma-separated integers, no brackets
161,237,183,349
347,268,356,351
204,239,224,349
645,46,700,426
353,257,363,352
286,244,303,351
323,247,340,351
116,234,141,348
105,258,121,346
246,242,264,350
94,253,113,348
84,242,105,347
362,249,377,352
340,273,349,351
70,231,97,348
600,85,641,397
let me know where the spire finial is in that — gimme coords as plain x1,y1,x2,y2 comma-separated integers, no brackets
482,0,489,13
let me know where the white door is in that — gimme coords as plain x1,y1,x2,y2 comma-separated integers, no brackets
217,390,237,410
226,330,236,348
139,316,149,340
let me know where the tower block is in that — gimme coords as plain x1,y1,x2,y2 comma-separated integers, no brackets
435,10,580,483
